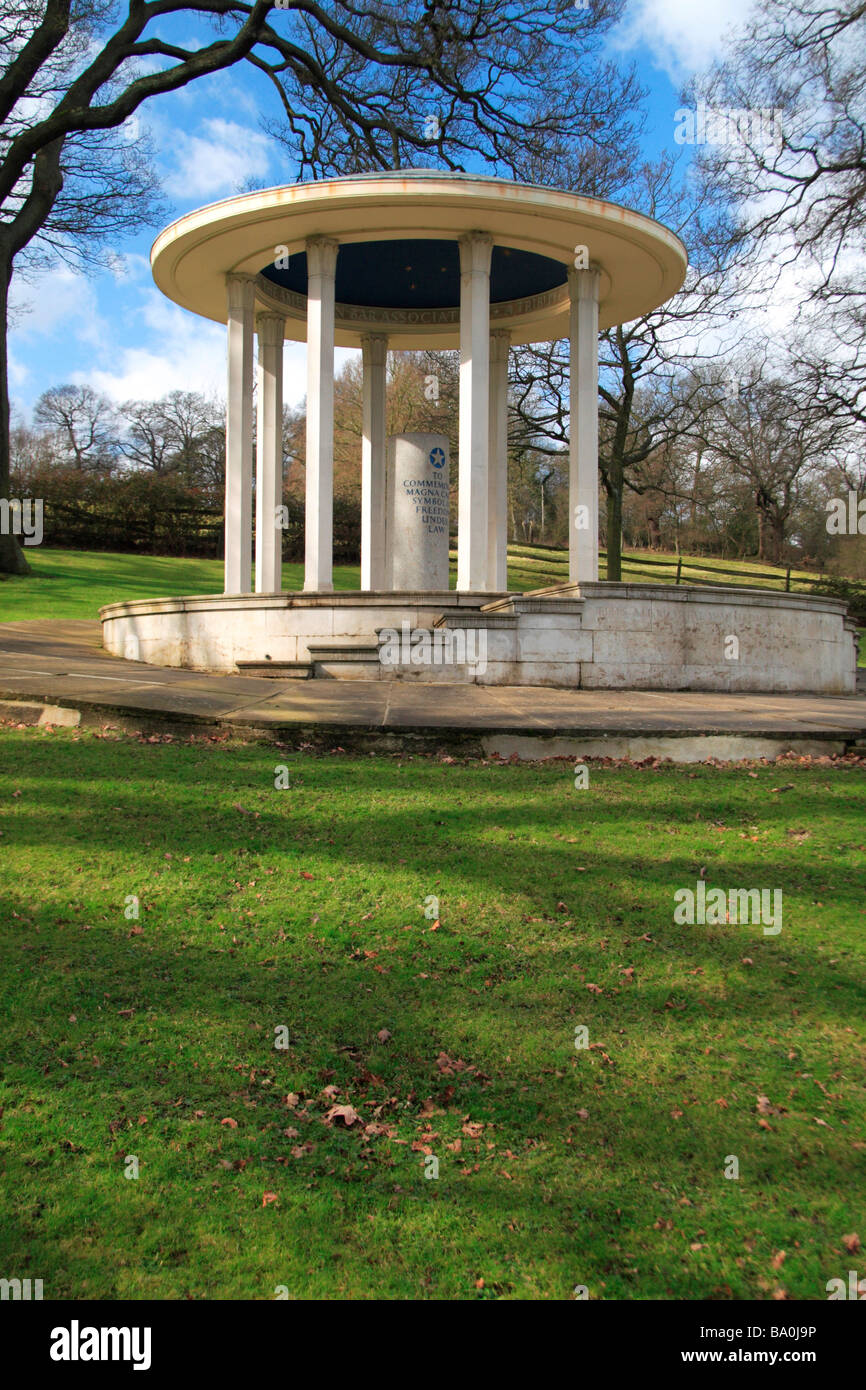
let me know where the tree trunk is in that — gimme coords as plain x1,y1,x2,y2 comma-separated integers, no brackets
0,260,31,575
606,482,623,581
756,499,767,561
603,453,625,582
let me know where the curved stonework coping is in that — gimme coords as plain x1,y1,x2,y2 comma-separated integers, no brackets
485,580,856,614
99,590,496,620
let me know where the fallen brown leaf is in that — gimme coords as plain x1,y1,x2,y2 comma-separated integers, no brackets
324,1103,360,1127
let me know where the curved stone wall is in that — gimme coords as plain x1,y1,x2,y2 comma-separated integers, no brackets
100,584,858,694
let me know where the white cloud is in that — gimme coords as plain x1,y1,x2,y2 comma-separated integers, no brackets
612,0,756,80
106,251,152,283
81,289,360,406
9,264,104,345
7,350,29,391
83,292,226,401
163,117,273,200
212,78,263,122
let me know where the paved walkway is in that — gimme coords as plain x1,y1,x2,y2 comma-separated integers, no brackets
1,620,865,756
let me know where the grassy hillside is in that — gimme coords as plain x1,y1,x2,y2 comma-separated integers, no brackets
504,544,822,594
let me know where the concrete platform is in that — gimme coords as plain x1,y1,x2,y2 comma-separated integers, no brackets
1,620,865,761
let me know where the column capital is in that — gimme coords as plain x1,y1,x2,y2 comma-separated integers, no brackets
490,328,511,361
226,272,256,311
305,235,339,277
361,332,389,365
256,312,285,347
458,231,493,275
568,266,602,303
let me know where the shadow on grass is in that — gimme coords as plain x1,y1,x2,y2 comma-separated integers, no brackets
1,735,864,1296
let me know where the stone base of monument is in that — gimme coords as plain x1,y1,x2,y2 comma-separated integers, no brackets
100,583,858,695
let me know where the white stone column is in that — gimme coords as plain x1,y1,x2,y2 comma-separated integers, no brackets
304,236,339,593
361,333,388,591
488,328,510,591
224,273,255,594
255,313,284,594
457,232,493,592
568,267,601,584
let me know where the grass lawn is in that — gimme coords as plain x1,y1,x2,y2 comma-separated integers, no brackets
0,725,863,1300
505,543,822,595
0,542,837,612
0,549,362,621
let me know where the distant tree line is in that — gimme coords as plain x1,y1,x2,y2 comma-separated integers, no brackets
9,342,866,581
10,387,228,557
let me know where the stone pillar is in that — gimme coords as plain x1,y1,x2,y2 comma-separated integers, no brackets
255,313,284,594
386,433,450,590
568,267,601,584
488,328,510,592
457,232,493,591
224,273,255,594
304,236,339,593
361,333,388,591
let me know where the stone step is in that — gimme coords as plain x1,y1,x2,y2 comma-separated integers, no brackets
307,640,382,681
236,660,313,679
432,611,516,629
307,641,381,662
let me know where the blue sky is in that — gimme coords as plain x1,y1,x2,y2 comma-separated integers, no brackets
9,0,755,423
